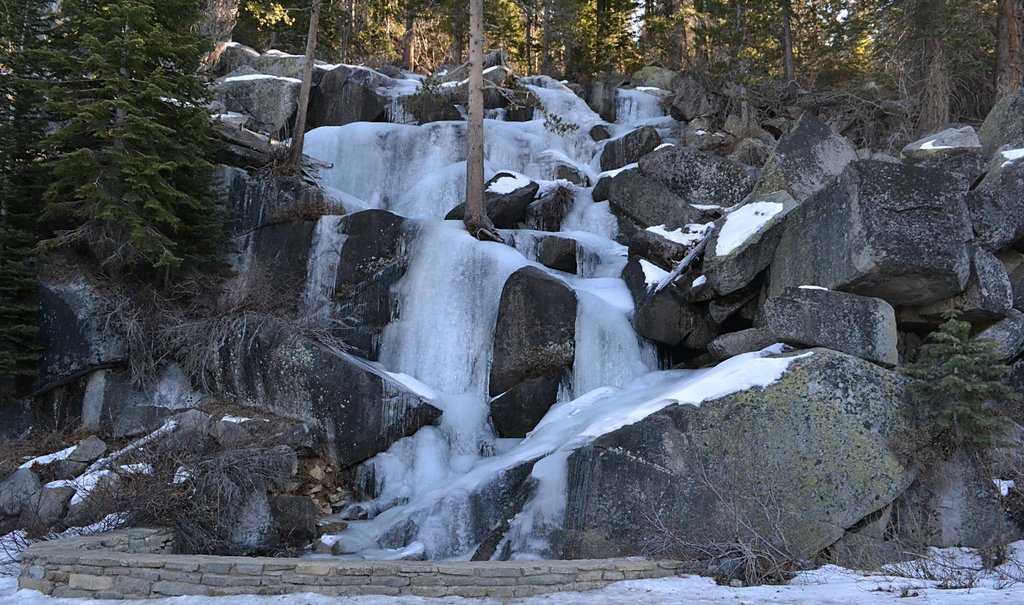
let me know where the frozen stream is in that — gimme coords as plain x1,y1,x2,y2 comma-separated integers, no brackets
302,78,799,561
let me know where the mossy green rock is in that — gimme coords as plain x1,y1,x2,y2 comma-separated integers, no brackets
563,348,915,560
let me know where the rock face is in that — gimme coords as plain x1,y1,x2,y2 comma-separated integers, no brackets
446,172,540,228
669,76,717,121
764,288,899,367
599,126,662,171
207,320,441,468
975,309,1024,361
563,349,913,560
536,236,578,274
895,450,1019,549
978,88,1024,158
919,150,988,192
212,73,300,136
770,160,972,306
217,165,343,235
307,65,391,128
36,272,127,385
0,469,42,517
638,146,757,208
901,126,982,162
752,112,858,202
606,170,704,237
622,260,702,346
967,158,1024,251
489,268,577,438
702,191,797,296
912,246,1013,321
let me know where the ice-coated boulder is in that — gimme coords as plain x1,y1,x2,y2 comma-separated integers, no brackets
901,126,982,162
536,235,578,274
967,152,1024,251
638,145,757,208
489,267,576,438
752,112,858,202
702,191,797,296
207,319,441,469
445,172,540,228
563,348,914,560
212,72,300,136
770,160,972,306
764,288,899,367
599,125,662,171
606,169,705,237
525,185,574,232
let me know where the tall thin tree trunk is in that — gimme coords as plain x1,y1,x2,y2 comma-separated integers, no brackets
541,0,552,74
914,0,950,134
525,3,534,74
781,0,795,85
403,6,416,72
286,0,322,170
464,0,489,239
997,0,1024,99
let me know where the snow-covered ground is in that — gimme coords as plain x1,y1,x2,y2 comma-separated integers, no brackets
1,566,1023,604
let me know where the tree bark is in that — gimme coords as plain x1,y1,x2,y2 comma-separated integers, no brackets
464,0,500,241
403,6,417,72
781,0,796,86
997,0,1024,100
914,0,950,134
286,0,322,170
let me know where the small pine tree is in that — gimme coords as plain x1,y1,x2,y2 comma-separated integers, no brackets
900,316,1016,450
0,0,51,400
40,0,226,277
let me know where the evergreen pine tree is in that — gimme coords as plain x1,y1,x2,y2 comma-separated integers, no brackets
0,0,51,401
40,0,226,277
900,316,1016,449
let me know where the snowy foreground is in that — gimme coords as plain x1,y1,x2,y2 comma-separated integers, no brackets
2,567,1024,605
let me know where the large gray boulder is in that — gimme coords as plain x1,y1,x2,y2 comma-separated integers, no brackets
752,112,858,203
669,76,718,121
702,191,798,296
974,309,1024,362
638,146,757,208
628,229,690,271
770,160,972,306
967,155,1024,251
599,126,662,172
446,172,540,228
207,320,441,469
912,246,1013,322
217,165,343,235
212,73,300,137
707,328,777,361
623,259,702,346
563,348,914,560
919,150,989,192
489,267,576,438
307,65,392,128
901,126,982,163
978,88,1024,158
895,450,1020,549
0,469,42,517
764,288,899,367
606,170,705,237
209,43,260,78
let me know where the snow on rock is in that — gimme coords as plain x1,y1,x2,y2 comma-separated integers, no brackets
645,223,712,247
487,172,533,195
692,275,707,287
715,200,786,256
220,73,301,84
17,447,76,470
639,259,668,290
1002,147,1024,167
994,478,1017,497
799,285,830,291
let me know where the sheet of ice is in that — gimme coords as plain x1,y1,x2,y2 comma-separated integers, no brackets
328,346,805,560
614,88,666,126
17,446,76,470
220,73,301,84
299,215,346,321
1002,147,1024,167
595,162,638,180
487,172,532,194
799,285,829,291
561,193,619,241
715,201,785,256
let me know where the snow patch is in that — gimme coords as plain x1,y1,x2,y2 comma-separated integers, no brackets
487,173,532,195
799,285,830,291
995,478,1016,497
639,259,668,290
692,275,707,287
715,201,785,257
1002,148,1024,167
220,74,301,84
18,447,76,470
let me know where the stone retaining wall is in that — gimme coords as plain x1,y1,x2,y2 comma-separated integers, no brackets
18,529,688,599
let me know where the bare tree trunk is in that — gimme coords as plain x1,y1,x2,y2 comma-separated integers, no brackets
403,6,416,72
913,0,950,134
464,0,500,241
286,0,322,170
997,0,1024,99
541,0,552,74
781,0,795,85
451,3,466,64
524,2,535,75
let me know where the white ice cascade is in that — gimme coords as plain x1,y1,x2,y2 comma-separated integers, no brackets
614,87,668,126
